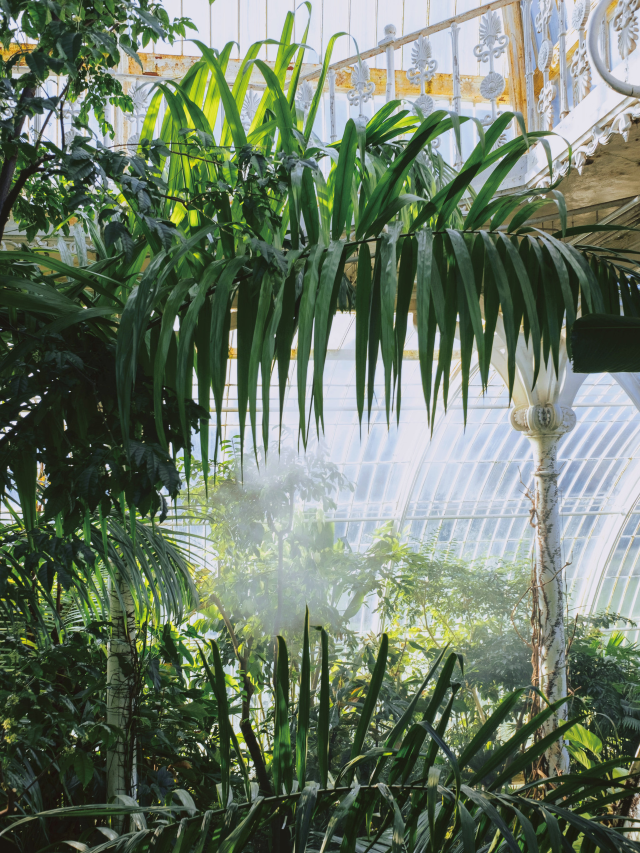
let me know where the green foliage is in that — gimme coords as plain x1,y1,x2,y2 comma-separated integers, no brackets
0,616,231,849
0,0,195,239
4,625,637,853
0,515,197,646
104,40,640,472
568,615,640,760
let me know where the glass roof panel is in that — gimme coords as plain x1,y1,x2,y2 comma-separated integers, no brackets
182,313,640,620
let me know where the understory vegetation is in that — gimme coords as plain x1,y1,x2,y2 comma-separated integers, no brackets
2,0,640,850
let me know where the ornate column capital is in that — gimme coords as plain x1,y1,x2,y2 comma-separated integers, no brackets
510,403,576,437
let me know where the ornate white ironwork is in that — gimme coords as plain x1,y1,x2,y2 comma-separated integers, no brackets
588,0,640,97
378,24,397,102
329,68,337,141
570,0,592,104
62,98,81,147
535,0,556,130
406,35,438,117
295,79,314,118
348,58,375,126
124,85,149,151
241,89,260,131
521,0,535,130
557,0,570,119
613,0,640,60
474,10,509,122
450,22,463,168
450,23,461,116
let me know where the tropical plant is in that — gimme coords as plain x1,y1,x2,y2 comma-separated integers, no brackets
0,0,195,241
3,615,639,853
3,4,640,787
111,22,640,778
0,611,229,849
0,510,200,828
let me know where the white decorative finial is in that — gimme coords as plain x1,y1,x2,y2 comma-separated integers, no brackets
406,35,438,118
124,85,149,152
378,24,397,103
295,79,314,118
241,90,261,131
474,11,508,123
612,0,640,61
347,59,375,126
535,0,556,130
378,23,397,46
62,99,81,147
570,0,592,104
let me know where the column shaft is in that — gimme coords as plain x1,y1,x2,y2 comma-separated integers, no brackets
528,432,570,776
511,403,575,777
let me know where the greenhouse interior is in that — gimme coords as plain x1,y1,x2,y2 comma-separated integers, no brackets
5,0,640,850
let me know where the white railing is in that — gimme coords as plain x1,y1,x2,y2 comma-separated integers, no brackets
10,0,640,216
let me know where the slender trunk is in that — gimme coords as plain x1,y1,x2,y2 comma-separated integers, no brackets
511,404,575,777
106,572,136,830
0,86,35,241
621,743,640,839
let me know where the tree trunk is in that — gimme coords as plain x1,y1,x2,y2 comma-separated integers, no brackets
106,572,136,830
620,743,640,840
0,86,35,241
511,404,576,777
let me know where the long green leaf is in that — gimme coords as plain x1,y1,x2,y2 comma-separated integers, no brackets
274,635,293,794
317,626,330,789
297,244,324,446
199,642,232,809
343,633,389,786
313,240,345,431
379,222,402,424
355,241,372,430
332,120,358,240
296,607,311,787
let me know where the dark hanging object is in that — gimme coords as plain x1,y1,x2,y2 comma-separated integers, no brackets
571,314,640,373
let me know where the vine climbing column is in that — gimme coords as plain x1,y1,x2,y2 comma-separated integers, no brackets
510,403,576,777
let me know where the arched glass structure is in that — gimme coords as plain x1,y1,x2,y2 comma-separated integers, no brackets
203,313,640,628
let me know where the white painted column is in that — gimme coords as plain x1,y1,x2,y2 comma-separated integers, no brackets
329,68,337,142
510,403,576,777
558,0,570,119
521,0,535,130
378,25,397,103
451,22,463,169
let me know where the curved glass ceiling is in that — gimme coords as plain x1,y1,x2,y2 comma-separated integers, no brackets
204,313,640,622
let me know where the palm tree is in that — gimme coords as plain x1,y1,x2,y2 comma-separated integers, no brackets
3,9,639,777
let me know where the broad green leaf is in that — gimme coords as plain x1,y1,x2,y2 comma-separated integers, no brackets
317,626,330,789
304,32,347,142
355,241,372,430
379,222,402,424
318,784,360,853
294,782,319,853
377,783,405,853
192,42,247,150
313,240,346,431
199,642,232,809
332,120,358,240
394,235,417,422
343,633,388,786
297,244,324,446
218,797,264,853
274,636,293,794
